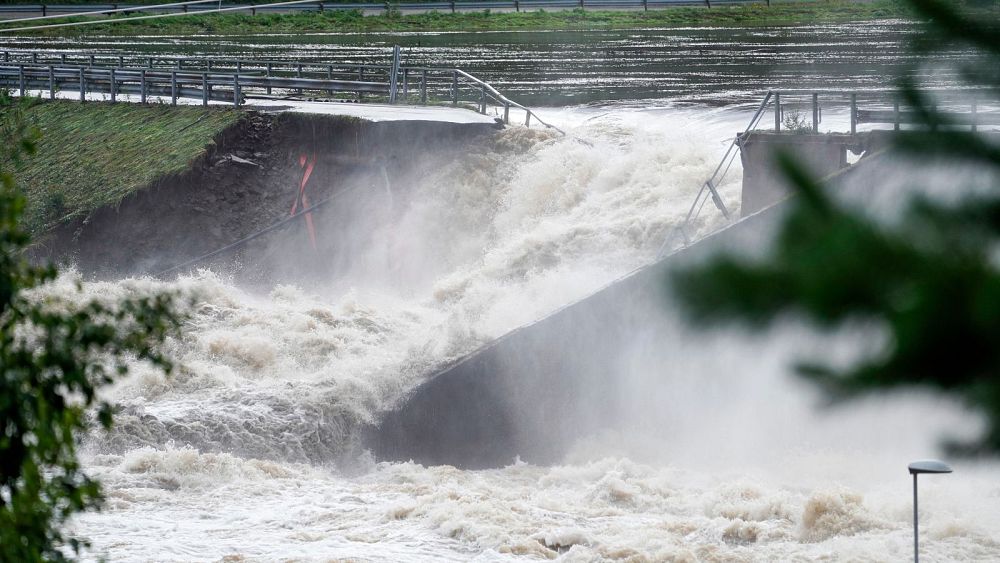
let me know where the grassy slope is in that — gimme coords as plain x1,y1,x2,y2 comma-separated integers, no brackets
11,100,240,233
10,0,915,35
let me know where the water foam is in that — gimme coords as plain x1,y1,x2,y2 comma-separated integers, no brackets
55,107,1000,561
46,107,741,465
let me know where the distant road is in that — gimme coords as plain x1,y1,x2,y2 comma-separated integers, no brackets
0,0,765,21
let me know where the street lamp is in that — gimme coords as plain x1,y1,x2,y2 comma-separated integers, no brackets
908,459,953,563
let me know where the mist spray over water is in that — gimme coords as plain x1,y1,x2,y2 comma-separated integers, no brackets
53,107,1000,561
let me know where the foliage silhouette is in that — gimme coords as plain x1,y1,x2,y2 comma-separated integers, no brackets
0,91,181,560
671,0,1000,454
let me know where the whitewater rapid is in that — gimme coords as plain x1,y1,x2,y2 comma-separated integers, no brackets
55,106,1000,561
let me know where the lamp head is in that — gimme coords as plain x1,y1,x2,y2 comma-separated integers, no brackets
908,460,953,475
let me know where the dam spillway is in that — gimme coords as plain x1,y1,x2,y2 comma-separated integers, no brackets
11,19,1000,559
366,201,785,469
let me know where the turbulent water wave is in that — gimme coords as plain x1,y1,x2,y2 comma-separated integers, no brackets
47,108,738,465
73,450,1000,561
52,107,1000,561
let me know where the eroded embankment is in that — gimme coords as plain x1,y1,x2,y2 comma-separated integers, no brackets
32,109,500,282
12,100,242,233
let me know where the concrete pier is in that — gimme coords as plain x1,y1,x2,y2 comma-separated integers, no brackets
739,131,869,216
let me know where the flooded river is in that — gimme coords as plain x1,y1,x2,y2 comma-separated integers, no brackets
6,19,999,562
4,20,966,106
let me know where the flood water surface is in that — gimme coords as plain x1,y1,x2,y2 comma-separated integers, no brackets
4,20,966,106
7,20,999,562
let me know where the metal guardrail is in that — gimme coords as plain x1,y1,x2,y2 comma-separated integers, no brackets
659,88,1000,255
0,0,763,18
766,89,1000,134
0,48,564,133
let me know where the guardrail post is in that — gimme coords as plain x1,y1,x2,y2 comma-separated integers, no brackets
451,0,455,12
267,62,273,95
705,0,711,7
79,68,85,102
3,52,8,63
32,52,37,64
971,98,978,132
118,55,124,68
148,57,153,69
89,55,95,67
451,70,458,105
774,92,780,131
202,73,208,106
643,0,647,11
41,4,46,17
18,64,24,97
811,92,818,133
110,68,116,103
358,66,365,101
503,102,509,124
233,75,241,107
296,63,303,95
402,68,409,101
48,65,55,100
525,112,531,127
60,53,66,65
850,93,857,135
480,84,486,114
421,69,427,104
171,71,178,105
140,69,147,104
325,64,333,96
894,100,900,131
515,0,519,11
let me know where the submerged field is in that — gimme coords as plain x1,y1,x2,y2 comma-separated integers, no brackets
2,0,918,36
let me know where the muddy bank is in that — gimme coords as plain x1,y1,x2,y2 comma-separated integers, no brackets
35,112,501,283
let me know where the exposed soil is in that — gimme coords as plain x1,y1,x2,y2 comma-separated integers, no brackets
34,111,501,285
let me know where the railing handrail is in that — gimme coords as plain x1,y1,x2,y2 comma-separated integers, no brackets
1,53,563,135
660,86,998,257
450,68,564,134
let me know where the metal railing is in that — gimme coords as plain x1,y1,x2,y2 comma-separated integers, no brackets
0,48,564,133
659,88,1000,256
768,89,1000,134
0,63,389,104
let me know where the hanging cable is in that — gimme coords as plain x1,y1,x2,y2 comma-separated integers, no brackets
155,179,368,278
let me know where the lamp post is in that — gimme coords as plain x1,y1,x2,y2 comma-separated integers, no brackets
908,459,952,563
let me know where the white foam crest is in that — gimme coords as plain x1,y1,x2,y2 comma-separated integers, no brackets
46,107,744,463
59,105,1000,561
74,455,1000,561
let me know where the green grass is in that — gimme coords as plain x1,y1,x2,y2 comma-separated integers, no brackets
5,0,920,36
7,99,240,233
